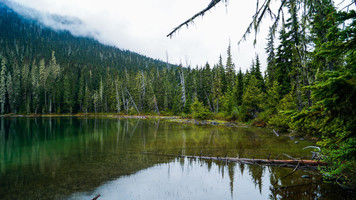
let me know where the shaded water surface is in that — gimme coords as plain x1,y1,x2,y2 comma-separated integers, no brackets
0,117,350,199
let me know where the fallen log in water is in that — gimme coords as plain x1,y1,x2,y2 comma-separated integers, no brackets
143,152,327,170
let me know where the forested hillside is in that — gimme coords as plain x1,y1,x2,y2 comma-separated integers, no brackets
0,1,355,187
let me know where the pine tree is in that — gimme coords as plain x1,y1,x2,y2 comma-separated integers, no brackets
225,42,235,90
212,65,222,113
11,60,21,113
78,70,85,112
311,0,340,71
275,25,292,97
6,73,13,113
265,27,276,85
31,60,40,113
21,61,31,113
39,58,47,112
242,75,264,118
253,55,265,91
234,68,244,106
0,59,7,114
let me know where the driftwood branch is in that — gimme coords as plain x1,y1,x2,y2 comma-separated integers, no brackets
273,129,279,137
143,153,327,170
274,161,301,185
92,194,101,200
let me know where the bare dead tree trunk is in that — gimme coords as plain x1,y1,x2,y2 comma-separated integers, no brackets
126,87,140,114
153,95,160,115
121,88,126,112
180,69,186,109
204,89,213,112
141,71,145,111
115,81,121,113
144,153,327,170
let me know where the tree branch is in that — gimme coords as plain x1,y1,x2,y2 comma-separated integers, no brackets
167,0,225,38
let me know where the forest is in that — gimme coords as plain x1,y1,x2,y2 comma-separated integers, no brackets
0,1,355,187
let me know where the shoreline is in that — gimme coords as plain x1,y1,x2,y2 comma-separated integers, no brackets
1,113,320,141
1,113,251,128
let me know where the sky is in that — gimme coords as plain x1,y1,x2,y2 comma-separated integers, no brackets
4,0,353,72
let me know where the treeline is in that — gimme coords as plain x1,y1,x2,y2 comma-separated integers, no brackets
0,1,355,186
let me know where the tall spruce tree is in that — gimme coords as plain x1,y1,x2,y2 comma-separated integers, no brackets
225,42,235,90
0,58,6,114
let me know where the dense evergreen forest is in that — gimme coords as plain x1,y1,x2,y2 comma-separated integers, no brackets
0,1,355,187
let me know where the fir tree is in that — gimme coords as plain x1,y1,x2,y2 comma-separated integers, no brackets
0,59,7,114
225,42,235,90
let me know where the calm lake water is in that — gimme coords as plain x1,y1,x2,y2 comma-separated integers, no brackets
0,117,351,199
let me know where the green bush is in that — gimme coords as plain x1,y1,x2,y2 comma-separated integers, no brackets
230,106,248,122
191,97,210,120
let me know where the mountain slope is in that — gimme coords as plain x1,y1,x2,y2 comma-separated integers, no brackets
0,2,169,71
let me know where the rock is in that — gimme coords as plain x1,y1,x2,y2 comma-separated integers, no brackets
301,175,311,178
299,138,304,141
211,121,219,125
294,141,299,144
290,136,295,140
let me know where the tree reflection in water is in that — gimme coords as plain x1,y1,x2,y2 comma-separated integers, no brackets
0,117,350,199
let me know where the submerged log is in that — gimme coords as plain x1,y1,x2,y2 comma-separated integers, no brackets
143,152,327,170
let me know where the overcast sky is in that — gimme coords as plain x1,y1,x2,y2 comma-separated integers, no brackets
5,0,353,72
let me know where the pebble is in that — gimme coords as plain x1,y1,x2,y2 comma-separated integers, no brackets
295,141,299,144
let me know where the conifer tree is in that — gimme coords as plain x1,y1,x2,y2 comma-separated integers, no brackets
275,25,292,97
31,60,39,113
265,27,276,85
234,68,244,106
253,55,265,91
6,73,13,113
0,59,7,114
225,42,235,90
242,75,264,118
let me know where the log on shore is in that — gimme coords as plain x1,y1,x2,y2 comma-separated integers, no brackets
143,152,327,169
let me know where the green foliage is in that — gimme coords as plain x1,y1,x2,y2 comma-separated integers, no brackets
242,75,264,118
191,97,210,120
230,106,248,122
1,1,355,187
288,70,356,186
183,95,192,114
268,92,297,130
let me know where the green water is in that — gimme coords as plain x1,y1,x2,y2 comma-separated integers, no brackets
0,117,350,199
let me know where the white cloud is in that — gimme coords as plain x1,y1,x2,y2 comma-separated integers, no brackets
12,0,353,72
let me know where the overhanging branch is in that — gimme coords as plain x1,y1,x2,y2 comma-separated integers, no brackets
167,0,225,38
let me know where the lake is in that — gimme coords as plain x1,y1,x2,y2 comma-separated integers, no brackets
0,117,350,199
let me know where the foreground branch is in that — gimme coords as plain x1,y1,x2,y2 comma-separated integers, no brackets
167,0,224,38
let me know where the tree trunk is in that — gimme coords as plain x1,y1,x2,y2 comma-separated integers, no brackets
144,153,327,170
126,87,140,114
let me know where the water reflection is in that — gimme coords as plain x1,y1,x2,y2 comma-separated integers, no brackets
71,157,346,200
0,117,350,200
